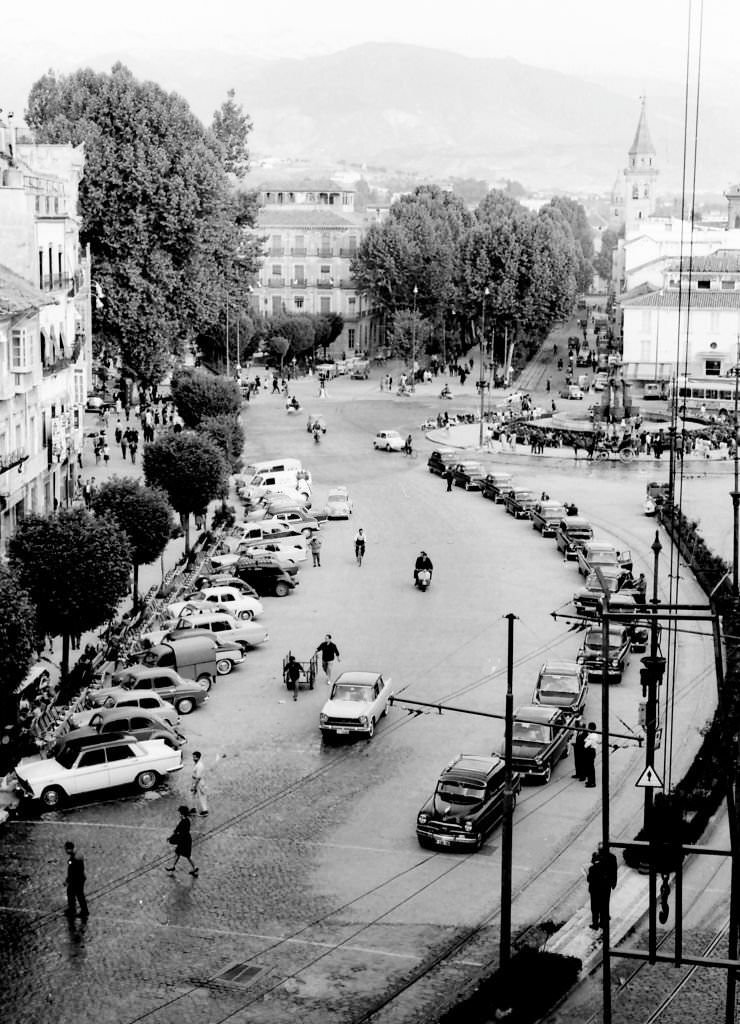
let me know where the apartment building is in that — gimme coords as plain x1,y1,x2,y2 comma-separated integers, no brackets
251,182,374,356
0,118,92,546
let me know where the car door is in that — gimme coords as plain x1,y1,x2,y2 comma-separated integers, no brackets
105,742,139,786
151,674,176,699
69,747,109,795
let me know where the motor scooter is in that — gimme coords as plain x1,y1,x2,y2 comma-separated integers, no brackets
415,568,432,592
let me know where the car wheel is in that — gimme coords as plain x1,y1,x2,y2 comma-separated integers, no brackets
216,659,232,676
366,718,375,739
417,836,431,850
40,785,65,809
181,607,194,617
541,765,552,784
136,770,158,791
381,702,388,718
197,674,213,691
104,696,116,708
301,527,312,538
473,831,484,851
239,609,255,620
274,581,290,597
176,697,195,715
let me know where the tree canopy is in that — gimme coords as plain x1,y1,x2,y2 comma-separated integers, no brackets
170,367,241,427
0,567,38,702
25,64,260,385
92,478,173,609
143,430,228,550
8,510,132,677
199,414,244,473
210,88,252,179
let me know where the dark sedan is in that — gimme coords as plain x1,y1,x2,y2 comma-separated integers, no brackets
505,488,537,519
427,450,459,477
453,461,486,491
232,561,299,597
531,661,587,715
505,705,574,784
481,473,514,503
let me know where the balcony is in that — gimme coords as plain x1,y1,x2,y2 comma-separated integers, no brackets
0,448,28,475
290,247,307,257
41,274,74,292
269,247,284,257
315,249,334,258
267,277,286,288
316,279,334,289
338,279,356,289
291,279,308,289
339,248,358,259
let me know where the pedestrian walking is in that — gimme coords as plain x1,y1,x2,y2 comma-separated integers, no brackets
445,469,454,492
102,443,110,466
127,428,139,464
120,431,128,461
284,654,305,692
584,722,599,788
166,805,198,876
315,634,340,683
634,572,647,605
354,527,366,566
189,751,208,816
587,852,608,929
64,840,88,919
571,716,586,780
114,420,123,445
546,378,551,392
309,532,323,567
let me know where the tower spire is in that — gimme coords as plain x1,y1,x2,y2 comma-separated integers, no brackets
629,96,656,158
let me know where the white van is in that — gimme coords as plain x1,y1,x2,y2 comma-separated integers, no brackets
244,458,303,478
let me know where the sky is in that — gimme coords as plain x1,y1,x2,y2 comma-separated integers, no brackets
4,0,736,93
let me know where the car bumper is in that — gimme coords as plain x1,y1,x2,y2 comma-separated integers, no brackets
581,662,624,682
416,826,477,848
320,722,369,736
513,763,551,780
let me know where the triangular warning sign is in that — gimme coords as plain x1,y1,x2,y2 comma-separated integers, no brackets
635,765,664,789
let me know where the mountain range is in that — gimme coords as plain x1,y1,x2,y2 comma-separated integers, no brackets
3,42,739,192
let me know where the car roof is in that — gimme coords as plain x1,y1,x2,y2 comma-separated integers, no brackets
442,754,505,782
333,671,382,685
540,661,581,675
538,500,564,509
514,704,562,723
586,542,616,552
561,516,591,529
55,729,135,748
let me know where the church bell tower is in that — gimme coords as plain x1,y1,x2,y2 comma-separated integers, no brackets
624,97,659,233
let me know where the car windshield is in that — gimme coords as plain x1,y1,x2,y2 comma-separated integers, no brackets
331,684,373,702
590,551,616,565
513,721,549,744
539,674,579,695
56,746,80,769
327,496,344,505
436,780,485,805
585,574,619,593
585,633,623,653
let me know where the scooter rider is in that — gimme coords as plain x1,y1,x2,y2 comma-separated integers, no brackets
414,550,433,584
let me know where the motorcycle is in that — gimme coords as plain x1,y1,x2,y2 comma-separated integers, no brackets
286,399,302,414
439,386,453,400
415,568,432,592
313,428,321,444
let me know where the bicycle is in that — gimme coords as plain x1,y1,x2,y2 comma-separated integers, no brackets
355,541,365,566
403,445,418,459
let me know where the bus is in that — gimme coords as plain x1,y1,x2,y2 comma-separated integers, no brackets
675,375,740,418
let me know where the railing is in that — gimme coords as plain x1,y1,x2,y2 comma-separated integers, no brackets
316,279,334,289
338,279,356,289
0,447,28,474
290,247,307,256
269,247,284,256
315,249,334,258
291,279,308,288
267,277,286,287
41,274,73,292
339,248,358,258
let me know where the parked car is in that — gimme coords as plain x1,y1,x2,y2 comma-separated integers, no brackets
481,472,514,503
319,671,392,741
134,635,233,686
577,625,632,683
152,612,269,653
416,754,520,851
66,707,186,749
213,533,307,562
452,462,486,491
427,449,459,477
14,732,183,809
576,541,633,577
231,561,299,597
559,384,584,400
192,574,259,599
373,430,405,452
228,521,307,547
323,487,353,519
573,568,637,617
90,666,209,715
350,361,370,380
506,705,574,784
592,373,609,392
531,661,587,715
268,509,324,534
69,691,180,729
504,488,536,519
531,500,566,536
85,392,115,412
554,516,594,559
229,548,300,572
167,587,264,620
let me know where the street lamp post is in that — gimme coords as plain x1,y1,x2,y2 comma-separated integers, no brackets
411,284,418,393
479,287,489,446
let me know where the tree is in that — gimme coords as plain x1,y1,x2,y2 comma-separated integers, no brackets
594,227,619,283
389,309,433,362
266,335,290,371
92,478,172,611
542,197,594,294
143,431,228,552
170,368,241,427
313,313,344,358
199,414,244,473
211,88,252,179
8,510,132,680
25,65,259,386
0,567,38,714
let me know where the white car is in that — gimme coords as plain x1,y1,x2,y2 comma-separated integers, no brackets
141,612,269,650
167,587,264,620
217,531,307,558
14,733,183,808
69,692,180,730
323,487,353,519
373,430,405,452
319,671,393,740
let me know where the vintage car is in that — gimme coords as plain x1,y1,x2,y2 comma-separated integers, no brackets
167,586,264,620
576,541,633,577
323,487,353,519
427,449,459,477
506,705,575,784
90,666,209,715
69,691,180,730
481,472,514,503
14,731,183,809
143,612,269,654
319,671,392,741
554,516,594,559
505,488,537,519
531,661,587,715
416,753,520,851
573,568,637,617
559,384,584,400
229,561,299,597
268,508,324,533
531,500,566,536
577,624,632,683
452,461,486,491
66,707,186,750
373,430,405,452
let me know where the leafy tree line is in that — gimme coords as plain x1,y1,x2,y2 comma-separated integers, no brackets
26,65,260,386
351,185,591,373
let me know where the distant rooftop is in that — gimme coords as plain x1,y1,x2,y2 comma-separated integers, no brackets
256,208,359,230
0,263,56,316
258,180,352,194
665,250,740,274
622,289,740,309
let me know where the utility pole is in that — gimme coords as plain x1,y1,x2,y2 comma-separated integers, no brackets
732,335,740,596
411,284,418,392
479,287,489,446
500,612,517,967
599,582,612,1024
225,294,230,378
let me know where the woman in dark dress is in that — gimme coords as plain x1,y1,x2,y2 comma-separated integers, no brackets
166,806,198,876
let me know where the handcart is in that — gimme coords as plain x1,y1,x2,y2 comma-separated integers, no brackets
282,651,318,701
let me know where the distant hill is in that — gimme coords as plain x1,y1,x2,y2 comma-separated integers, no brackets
4,42,737,192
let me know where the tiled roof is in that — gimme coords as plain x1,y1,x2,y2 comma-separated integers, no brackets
622,289,740,309
0,263,55,317
256,208,358,230
258,180,347,193
664,250,740,274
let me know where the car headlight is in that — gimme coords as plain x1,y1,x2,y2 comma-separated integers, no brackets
358,715,368,726
320,713,328,725
464,821,473,832
417,814,428,825
610,659,619,668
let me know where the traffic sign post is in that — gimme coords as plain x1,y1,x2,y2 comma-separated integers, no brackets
635,765,664,790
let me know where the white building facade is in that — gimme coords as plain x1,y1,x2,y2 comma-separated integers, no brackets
0,119,92,546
